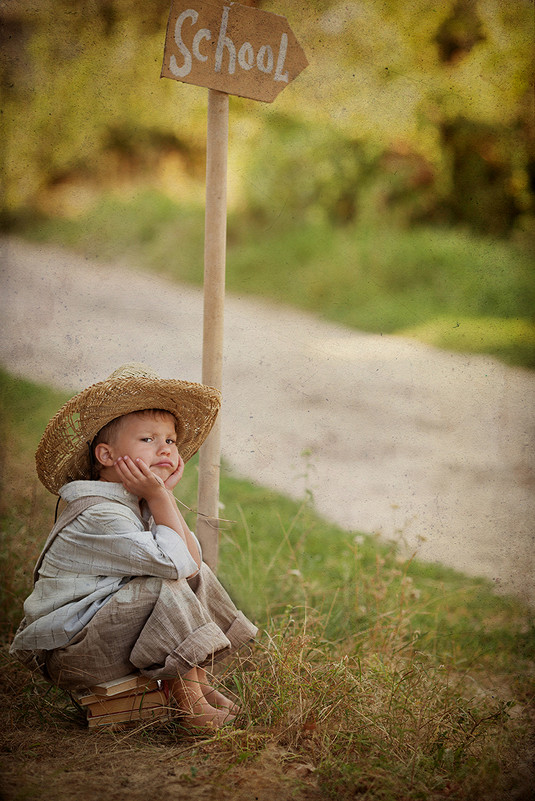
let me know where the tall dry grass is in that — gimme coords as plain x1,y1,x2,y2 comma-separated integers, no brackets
1,368,533,800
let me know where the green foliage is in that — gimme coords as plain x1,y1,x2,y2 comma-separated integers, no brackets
439,116,532,234
0,372,68,639
1,3,207,212
237,0,534,233
2,0,533,234
239,114,381,226
228,216,535,340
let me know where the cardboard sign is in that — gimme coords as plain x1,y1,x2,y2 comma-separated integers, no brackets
161,1,308,102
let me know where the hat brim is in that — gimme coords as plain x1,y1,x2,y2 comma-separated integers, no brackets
36,375,221,494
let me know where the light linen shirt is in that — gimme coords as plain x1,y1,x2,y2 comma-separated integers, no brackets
11,481,201,652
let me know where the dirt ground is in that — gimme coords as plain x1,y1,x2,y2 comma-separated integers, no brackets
1,645,534,801
0,653,321,801
1,236,534,602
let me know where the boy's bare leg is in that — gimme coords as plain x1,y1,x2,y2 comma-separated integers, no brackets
196,667,241,715
169,667,236,729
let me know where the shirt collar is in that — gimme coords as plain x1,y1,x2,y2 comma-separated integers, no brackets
59,480,142,516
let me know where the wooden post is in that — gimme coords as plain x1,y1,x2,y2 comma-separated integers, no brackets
196,89,229,570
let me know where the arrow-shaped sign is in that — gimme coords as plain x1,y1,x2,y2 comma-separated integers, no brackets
162,0,308,102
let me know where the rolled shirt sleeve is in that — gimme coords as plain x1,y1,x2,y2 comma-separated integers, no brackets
41,503,200,581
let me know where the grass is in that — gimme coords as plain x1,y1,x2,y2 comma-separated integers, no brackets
16,189,535,369
1,368,534,800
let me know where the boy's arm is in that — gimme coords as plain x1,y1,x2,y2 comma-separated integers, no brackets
114,456,201,573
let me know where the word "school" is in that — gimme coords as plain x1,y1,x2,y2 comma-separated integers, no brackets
169,6,290,83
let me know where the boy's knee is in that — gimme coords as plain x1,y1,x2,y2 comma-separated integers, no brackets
114,576,163,605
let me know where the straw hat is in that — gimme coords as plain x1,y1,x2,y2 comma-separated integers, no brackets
35,363,221,494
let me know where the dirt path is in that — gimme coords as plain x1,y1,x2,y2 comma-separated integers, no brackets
1,236,534,603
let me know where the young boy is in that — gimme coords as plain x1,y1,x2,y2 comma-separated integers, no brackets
10,363,257,730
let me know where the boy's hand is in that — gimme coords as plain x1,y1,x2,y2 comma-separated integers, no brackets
114,455,167,501
164,454,185,491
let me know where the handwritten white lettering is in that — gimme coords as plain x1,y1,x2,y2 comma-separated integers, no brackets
257,44,274,74
170,9,198,78
238,41,254,71
274,33,289,83
170,6,289,83
193,28,211,62
215,6,236,74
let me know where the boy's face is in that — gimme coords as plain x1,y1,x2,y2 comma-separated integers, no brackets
102,411,180,482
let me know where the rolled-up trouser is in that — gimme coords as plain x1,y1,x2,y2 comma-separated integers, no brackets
45,563,258,692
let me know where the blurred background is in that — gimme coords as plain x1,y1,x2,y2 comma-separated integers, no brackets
1,0,534,365
1,12,535,791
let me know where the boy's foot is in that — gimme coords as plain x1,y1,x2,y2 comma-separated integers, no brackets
202,687,241,716
179,701,236,731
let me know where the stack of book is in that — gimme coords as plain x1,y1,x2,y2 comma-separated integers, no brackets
74,673,174,728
